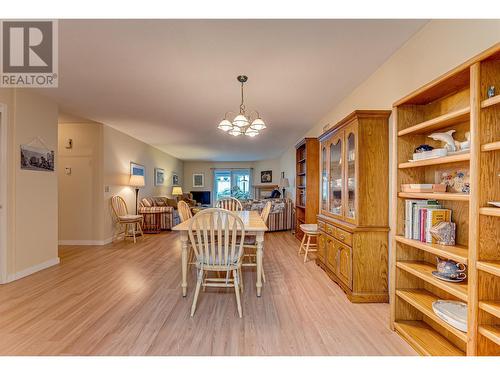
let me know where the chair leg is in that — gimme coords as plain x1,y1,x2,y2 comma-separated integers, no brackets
191,269,203,317
304,234,311,263
238,266,244,291
262,265,266,283
138,221,144,239
298,232,306,254
233,269,242,318
132,223,137,243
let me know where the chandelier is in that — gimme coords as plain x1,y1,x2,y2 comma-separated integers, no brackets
217,75,266,137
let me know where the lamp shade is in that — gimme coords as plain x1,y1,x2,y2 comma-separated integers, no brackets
218,119,233,132
129,174,145,187
172,186,183,195
232,114,249,128
279,177,290,188
250,118,266,130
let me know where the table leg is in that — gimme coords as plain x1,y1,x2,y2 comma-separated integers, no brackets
256,232,264,297
180,231,188,297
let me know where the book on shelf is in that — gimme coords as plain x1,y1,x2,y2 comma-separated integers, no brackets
404,199,441,240
423,208,452,243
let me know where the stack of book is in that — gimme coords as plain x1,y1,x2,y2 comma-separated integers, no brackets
404,199,452,243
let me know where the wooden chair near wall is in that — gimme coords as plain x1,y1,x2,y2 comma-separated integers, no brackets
110,195,144,243
240,201,272,283
215,197,242,211
188,208,246,318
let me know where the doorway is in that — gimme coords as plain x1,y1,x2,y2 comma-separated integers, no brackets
213,169,252,202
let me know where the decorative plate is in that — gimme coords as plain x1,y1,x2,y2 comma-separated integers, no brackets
432,300,467,332
431,271,466,283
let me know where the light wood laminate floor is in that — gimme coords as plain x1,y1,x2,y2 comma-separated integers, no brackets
0,231,415,355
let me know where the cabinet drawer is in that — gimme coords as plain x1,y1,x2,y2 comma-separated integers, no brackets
318,221,326,231
325,224,335,236
334,226,352,246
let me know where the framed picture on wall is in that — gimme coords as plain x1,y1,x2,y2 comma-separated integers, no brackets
20,144,55,172
261,170,272,183
172,173,179,186
130,162,145,177
193,173,204,188
155,168,165,186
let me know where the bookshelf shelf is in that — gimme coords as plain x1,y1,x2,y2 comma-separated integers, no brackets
477,261,500,277
398,107,470,136
394,321,464,356
396,261,468,301
398,153,470,169
391,43,500,356
480,94,500,108
479,207,500,217
398,192,470,201
478,325,500,346
479,301,500,319
394,236,468,264
396,289,467,341
481,141,500,152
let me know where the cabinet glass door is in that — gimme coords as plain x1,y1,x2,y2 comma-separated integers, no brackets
329,135,343,216
346,131,356,220
321,145,328,211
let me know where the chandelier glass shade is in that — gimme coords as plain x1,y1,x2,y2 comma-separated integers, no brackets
218,75,267,137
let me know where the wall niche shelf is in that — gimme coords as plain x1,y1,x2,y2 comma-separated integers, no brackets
390,43,500,356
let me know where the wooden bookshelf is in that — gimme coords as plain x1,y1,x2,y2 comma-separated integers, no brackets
479,207,500,217
394,236,468,264
397,107,470,136
398,153,470,169
295,138,319,241
390,43,500,356
480,94,500,108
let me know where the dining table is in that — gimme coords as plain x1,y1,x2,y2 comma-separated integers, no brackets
172,210,268,297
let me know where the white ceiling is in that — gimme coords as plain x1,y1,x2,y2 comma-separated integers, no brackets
41,20,427,161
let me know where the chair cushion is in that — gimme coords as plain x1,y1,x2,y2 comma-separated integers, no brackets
300,223,318,233
197,253,239,266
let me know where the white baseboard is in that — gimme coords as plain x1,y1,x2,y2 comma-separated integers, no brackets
58,238,113,246
4,257,60,283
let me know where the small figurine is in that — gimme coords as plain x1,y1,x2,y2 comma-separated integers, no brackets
428,130,457,152
488,86,495,98
414,144,434,153
454,131,471,151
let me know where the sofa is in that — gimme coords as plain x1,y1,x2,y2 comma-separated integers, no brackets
138,197,180,230
241,198,294,232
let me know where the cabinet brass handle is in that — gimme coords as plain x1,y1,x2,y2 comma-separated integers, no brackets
339,234,345,240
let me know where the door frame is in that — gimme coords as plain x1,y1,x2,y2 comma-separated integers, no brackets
0,103,8,283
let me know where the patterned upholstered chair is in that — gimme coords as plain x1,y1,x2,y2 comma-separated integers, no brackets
241,198,294,232
138,197,179,231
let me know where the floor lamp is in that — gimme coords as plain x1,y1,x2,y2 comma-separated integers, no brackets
129,175,145,214
280,177,290,199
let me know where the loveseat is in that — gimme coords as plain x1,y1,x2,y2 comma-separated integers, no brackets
241,198,294,232
138,197,180,230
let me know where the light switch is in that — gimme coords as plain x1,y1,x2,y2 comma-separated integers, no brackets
65,167,71,175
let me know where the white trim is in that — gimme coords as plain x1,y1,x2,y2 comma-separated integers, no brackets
4,257,60,283
0,103,8,284
58,238,113,246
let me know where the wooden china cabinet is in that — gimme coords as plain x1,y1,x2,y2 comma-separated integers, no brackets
317,110,391,303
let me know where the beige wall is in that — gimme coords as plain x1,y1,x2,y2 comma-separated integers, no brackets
0,89,59,281
58,121,104,243
102,125,183,241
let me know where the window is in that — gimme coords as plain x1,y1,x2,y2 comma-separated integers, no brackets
213,169,252,201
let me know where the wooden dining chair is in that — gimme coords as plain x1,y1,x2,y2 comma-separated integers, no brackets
178,200,196,269
188,208,246,318
110,195,144,243
241,201,272,283
215,197,243,211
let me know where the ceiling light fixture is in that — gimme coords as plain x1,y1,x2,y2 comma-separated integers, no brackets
218,75,267,137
